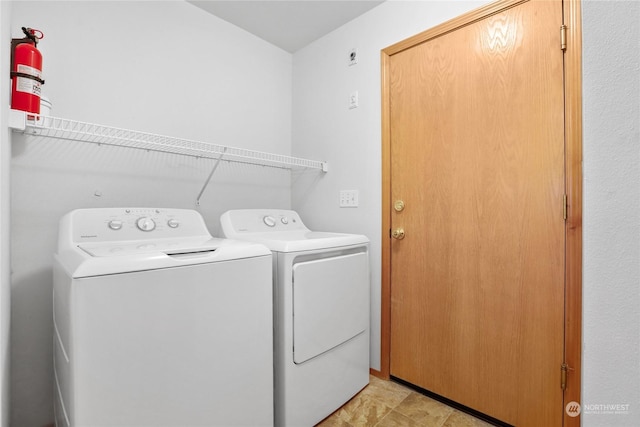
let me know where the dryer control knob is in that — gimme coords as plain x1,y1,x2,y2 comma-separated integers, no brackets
167,219,180,228
136,217,156,232
280,217,289,224
263,216,276,227
108,220,123,230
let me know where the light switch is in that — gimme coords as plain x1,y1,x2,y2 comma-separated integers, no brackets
339,190,359,208
349,91,359,109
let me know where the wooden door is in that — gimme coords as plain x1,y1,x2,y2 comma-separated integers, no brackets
387,1,565,425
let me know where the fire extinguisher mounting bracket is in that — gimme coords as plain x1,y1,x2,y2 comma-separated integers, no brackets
9,109,27,131
10,71,45,84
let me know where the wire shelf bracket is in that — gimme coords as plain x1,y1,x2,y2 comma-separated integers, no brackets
9,110,329,203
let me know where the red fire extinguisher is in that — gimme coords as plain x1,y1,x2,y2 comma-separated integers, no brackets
10,27,44,115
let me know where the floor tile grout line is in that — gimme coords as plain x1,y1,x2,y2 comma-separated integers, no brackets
375,387,420,427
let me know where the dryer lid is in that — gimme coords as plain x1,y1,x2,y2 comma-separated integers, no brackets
292,251,369,364
229,231,368,252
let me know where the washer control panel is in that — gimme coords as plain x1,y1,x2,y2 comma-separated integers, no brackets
221,209,308,234
69,208,208,243
108,220,123,230
136,217,157,232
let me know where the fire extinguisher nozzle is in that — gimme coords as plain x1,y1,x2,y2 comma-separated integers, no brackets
21,27,43,45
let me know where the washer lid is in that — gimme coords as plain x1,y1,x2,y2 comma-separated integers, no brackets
78,237,220,257
59,238,271,278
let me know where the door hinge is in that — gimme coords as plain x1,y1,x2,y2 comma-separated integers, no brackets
560,25,567,51
561,363,568,390
563,194,568,221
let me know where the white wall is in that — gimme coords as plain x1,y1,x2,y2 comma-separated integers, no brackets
1,3,14,426
582,1,640,425
8,1,294,425
292,0,492,371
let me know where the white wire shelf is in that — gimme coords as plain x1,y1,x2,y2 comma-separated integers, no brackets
9,109,329,172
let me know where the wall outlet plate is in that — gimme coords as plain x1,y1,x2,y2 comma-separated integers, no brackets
348,48,358,66
340,190,359,208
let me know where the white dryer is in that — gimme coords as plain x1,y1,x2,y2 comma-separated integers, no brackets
220,209,370,427
53,208,273,427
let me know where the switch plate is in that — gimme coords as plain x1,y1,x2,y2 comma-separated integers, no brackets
349,91,359,109
339,190,359,208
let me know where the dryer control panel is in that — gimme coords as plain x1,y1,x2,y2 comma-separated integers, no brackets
221,209,309,234
62,208,211,244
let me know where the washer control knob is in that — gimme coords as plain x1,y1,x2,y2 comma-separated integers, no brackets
280,217,289,225
136,217,156,232
263,216,276,227
167,219,180,228
108,220,123,230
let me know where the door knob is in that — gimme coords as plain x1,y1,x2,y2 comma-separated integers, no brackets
394,200,405,212
392,228,405,240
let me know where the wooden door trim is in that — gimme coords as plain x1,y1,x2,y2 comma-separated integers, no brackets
379,0,583,424
380,49,392,380
563,0,583,426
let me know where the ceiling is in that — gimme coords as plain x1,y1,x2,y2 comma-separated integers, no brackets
188,1,385,53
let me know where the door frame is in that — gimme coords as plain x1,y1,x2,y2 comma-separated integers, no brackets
379,0,582,425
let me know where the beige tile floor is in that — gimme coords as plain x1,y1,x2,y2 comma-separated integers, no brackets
317,376,495,427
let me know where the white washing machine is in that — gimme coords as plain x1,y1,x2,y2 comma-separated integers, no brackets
53,208,274,427
220,209,370,427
